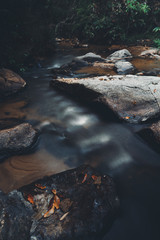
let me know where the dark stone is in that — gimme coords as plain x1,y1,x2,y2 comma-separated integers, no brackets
0,190,33,240
21,165,119,240
0,123,37,155
0,68,26,96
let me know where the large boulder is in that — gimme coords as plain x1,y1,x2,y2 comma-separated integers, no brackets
0,190,33,240
21,165,118,240
0,123,37,155
51,75,160,124
0,68,26,96
106,49,132,62
114,60,135,74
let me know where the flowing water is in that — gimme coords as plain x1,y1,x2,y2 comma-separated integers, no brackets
0,45,160,239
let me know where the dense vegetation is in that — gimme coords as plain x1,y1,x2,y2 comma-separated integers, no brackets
0,0,160,70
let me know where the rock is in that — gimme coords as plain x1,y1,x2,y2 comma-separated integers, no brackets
20,165,118,240
0,190,33,240
141,68,160,76
0,68,26,96
139,48,160,57
51,75,160,124
0,123,37,154
114,60,135,75
51,59,89,77
106,49,132,62
76,52,105,63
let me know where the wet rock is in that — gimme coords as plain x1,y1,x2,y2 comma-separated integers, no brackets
0,68,26,96
21,165,119,240
138,121,160,149
0,123,37,154
106,49,132,62
51,59,89,77
114,60,135,75
0,190,33,240
139,48,160,58
140,68,160,76
76,52,105,63
51,75,160,124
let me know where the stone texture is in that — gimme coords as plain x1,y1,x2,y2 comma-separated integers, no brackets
0,123,37,154
114,60,135,74
20,165,118,240
0,190,33,240
139,48,160,57
0,68,26,96
106,49,132,62
51,75,160,124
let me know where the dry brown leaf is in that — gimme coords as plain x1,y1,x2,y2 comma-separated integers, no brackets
92,175,98,181
44,206,55,218
82,173,88,183
52,189,57,195
35,184,46,190
27,194,34,204
60,212,69,221
54,195,60,209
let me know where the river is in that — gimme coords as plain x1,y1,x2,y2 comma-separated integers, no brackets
0,44,160,240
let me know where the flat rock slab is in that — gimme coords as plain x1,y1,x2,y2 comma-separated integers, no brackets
21,165,118,240
0,68,26,96
0,123,37,154
0,190,33,240
51,75,160,124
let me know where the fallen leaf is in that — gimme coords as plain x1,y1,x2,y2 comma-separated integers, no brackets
44,206,55,218
44,191,60,218
132,101,136,105
124,116,130,120
154,89,157,93
60,212,69,221
92,175,98,181
27,194,34,204
35,184,46,190
54,195,60,209
82,173,88,183
52,189,57,195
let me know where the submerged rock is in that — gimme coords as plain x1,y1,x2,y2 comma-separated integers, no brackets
51,75,160,124
0,68,26,96
21,165,119,240
0,123,37,154
114,60,135,75
0,190,33,240
106,49,132,62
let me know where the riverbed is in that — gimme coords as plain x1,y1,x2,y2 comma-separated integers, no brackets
0,44,160,240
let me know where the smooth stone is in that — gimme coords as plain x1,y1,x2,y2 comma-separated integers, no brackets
0,68,26,96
